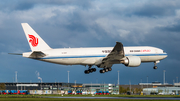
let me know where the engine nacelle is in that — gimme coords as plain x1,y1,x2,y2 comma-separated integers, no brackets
123,56,141,67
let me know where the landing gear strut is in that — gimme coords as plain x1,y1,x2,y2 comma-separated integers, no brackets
84,65,96,74
153,61,159,69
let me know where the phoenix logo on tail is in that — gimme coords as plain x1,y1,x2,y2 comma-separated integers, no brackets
28,34,38,47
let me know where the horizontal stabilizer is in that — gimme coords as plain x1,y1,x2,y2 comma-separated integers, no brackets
8,53,22,55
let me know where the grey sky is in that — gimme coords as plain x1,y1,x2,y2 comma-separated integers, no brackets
0,0,180,84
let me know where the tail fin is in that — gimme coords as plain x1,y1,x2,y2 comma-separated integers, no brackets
21,23,51,51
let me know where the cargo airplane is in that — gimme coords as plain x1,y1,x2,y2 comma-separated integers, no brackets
14,23,168,74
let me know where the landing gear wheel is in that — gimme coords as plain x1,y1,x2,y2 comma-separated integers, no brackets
84,70,89,74
100,69,105,73
153,66,158,69
89,69,93,73
105,68,109,72
108,68,112,71
92,68,96,72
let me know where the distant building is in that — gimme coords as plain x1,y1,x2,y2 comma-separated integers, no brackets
139,81,172,86
83,83,119,94
0,82,177,95
174,83,180,87
139,81,162,85
0,82,119,94
0,82,82,91
120,82,173,90
143,87,180,95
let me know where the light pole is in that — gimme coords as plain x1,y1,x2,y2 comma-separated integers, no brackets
118,71,120,94
129,80,131,93
118,71,120,85
67,71,70,83
75,80,76,87
147,76,148,88
75,80,76,92
163,70,166,85
141,78,143,89
15,71,18,95
104,82,105,92
15,71,18,82
91,82,92,94
177,77,178,83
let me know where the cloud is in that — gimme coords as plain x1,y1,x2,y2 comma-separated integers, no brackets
127,0,180,17
0,0,179,49
0,0,179,45
0,0,93,12
0,0,180,84
160,22,180,32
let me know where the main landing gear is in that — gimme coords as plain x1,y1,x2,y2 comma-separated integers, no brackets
153,61,160,69
84,65,96,74
99,68,112,73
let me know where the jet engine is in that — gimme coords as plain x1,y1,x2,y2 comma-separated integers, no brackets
123,56,141,67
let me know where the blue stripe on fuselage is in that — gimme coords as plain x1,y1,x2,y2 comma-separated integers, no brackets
40,53,167,59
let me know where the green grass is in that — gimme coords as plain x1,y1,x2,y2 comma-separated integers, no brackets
0,98,179,101
0,94,180,101
33,94,180,97
0,94,180,98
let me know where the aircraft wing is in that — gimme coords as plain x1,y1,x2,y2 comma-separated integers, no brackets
100,42,125,68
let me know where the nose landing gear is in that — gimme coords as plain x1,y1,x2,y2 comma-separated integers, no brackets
153,61,160,69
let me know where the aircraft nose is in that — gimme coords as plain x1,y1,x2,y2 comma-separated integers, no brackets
163,52,168,59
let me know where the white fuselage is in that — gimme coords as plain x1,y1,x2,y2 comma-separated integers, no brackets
23,46,167,66
20,23,167,72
